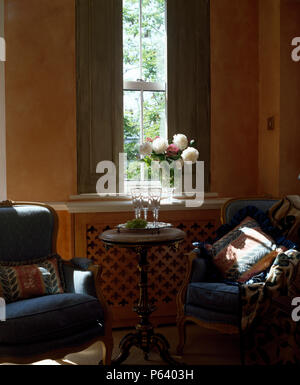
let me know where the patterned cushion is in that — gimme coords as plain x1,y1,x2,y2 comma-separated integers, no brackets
208,216,286,282
0,254,65,303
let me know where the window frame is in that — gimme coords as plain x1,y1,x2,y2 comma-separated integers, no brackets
76,0,211,195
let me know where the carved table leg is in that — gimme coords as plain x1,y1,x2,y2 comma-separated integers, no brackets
112,246,183,365
112,332,140,365
151,332,184,365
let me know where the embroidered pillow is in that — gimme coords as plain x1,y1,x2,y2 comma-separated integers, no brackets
0,254,65,303
208,216,286,283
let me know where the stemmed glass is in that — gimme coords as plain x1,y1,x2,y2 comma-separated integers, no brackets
149,188,162,226
140,189,150,221
131,188,142,219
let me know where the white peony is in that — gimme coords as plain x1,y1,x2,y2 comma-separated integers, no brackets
152,137,168,154
173,134,188,151
181,147,199,163
140,142,152,156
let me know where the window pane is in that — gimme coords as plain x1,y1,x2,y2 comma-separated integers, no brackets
123,0,140,81
143,91,166,140
124,90,141,180
142,0,166,83
122,0,167,183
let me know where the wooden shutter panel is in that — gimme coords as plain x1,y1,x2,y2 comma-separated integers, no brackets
167,0,210,191
76,0,123,194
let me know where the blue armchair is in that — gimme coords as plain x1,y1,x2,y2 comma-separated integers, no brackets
176,197,279,355
0,200,113,364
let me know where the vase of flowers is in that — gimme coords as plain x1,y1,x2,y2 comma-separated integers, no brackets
139,134,199,199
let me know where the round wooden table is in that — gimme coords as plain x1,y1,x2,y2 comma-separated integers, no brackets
100,226,185,365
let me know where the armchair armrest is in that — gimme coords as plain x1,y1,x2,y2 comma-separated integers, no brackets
191,242,220,282
69,257,94,270
62,258,97,297
190,251,210,283
63,258,113,336
176,249,210,319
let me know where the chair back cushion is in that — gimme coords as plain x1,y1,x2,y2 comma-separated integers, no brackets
0,204,55,262
223,199,279,224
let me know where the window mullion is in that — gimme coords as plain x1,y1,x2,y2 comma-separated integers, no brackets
124,80,165,91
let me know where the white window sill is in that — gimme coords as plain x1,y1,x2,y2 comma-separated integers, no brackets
45,193,229,213
69,191,219,200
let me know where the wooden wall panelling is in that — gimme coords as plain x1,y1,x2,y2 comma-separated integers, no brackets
74,209,221,328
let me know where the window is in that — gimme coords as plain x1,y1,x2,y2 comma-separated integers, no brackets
123,0,167,181
76,0,211,194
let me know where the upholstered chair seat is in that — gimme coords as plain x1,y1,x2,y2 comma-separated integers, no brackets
185,282,240,326
1,293,104,346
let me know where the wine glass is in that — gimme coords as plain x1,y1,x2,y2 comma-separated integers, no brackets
131,188,142,219
149,188,162,226
140,189,150,221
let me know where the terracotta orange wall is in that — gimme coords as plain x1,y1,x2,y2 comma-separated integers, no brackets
210,0,259,197
4,0,262,201
4,0,77,202
258,0,281,197
279,0,300,195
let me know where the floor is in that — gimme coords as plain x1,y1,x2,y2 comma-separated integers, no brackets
4,324,241,365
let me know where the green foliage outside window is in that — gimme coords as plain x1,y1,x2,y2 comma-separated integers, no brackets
123,0,166,180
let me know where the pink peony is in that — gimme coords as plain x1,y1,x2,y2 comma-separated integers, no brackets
146,136,160,143
166,143,180,157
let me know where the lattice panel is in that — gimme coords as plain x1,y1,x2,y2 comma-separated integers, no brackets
86,219,218,327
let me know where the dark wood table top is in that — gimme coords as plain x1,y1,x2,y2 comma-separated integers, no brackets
99,227,185,248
